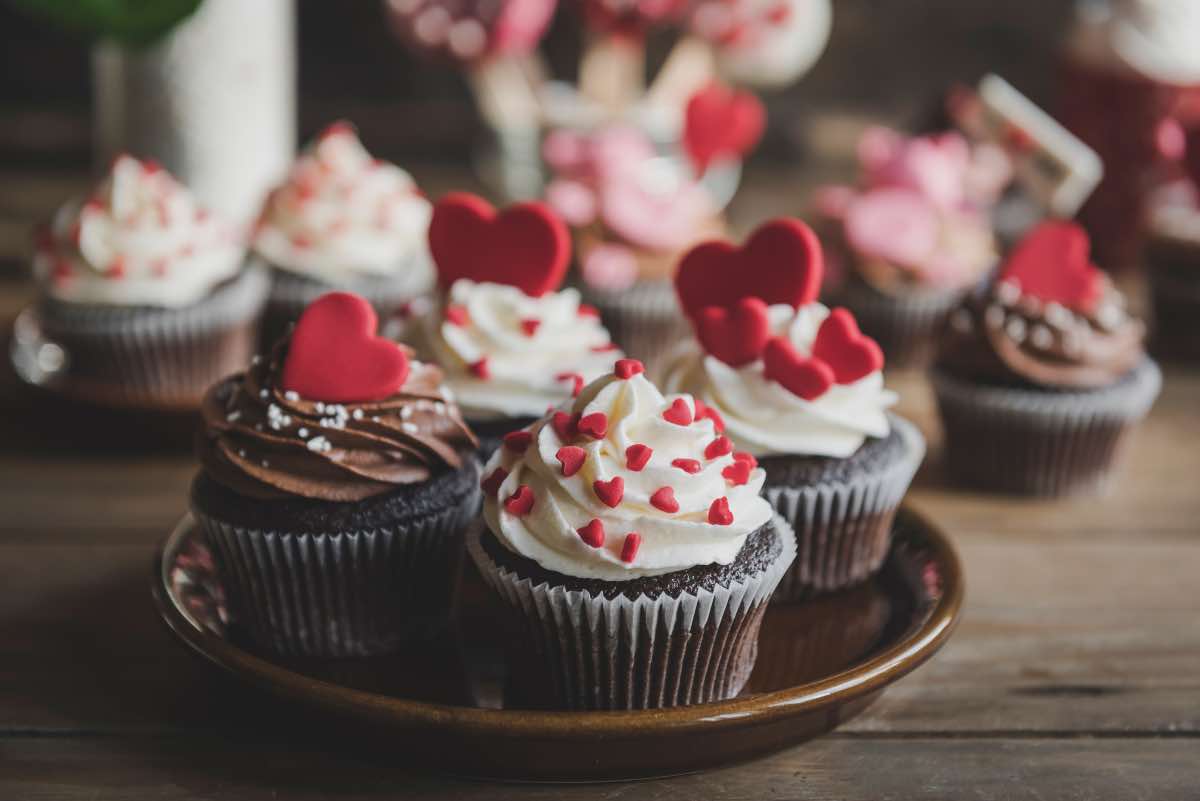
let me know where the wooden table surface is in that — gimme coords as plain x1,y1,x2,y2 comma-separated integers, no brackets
1,166,1198,800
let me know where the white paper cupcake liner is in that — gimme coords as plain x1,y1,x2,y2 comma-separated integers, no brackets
932,358,1162,496
764,416,925,601
466,514,797,710
578,280,692,377
831,279,966,368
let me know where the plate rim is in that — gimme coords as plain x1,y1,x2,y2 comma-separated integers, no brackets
151,503,963,738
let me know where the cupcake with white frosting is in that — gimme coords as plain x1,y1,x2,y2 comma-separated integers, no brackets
31,154,268,407
468,358,796,709
661,218,925,599
252,121,434,343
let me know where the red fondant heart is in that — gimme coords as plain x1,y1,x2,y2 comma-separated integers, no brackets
812,308,884,384
429,192,570,297
696,297,771,366
281,292,410,403
593,476,624,508
684,82,766,172
762,336,834,400
675,218,823,321
556,445,587,477
999,221,1104,312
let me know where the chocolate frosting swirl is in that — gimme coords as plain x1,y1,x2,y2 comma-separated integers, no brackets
199,342,478,501
937,276,1146,390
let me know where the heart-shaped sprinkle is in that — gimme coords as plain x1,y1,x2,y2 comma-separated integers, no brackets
650,486,679,513
557,372,584,397
694,399,726,433
593,476,624,508
556,445,587,477
662,398,694,426
998,221,1104,312
708,497,733,526
469,358,491,380
502,430,532,453
576,519,605,548
552,411,580,441
591,342,619,352
762,336,834,400
429,192,570,297
504,485,535,516
480,466,508,496
578,412,608,440
811,308,884,384
683,82,766,172
620,533,642,563
704,436,733,460
625,443,652,471
281,292,410,403
520,318,541,336
722,460,751,486
445,304,470,326
696,297,772,366
578,304,600,318
733,451,758,469
614,358,645,379
672,458,702,474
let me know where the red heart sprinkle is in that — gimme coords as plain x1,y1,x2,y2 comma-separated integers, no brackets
556,445,587,477
733,451,758,469
480,466,508,496
469,358,491,380
694,399,726,433
811,308,884,384
502,430,532,453
105,256,126,279
704,436,734,460
444,304,469,326
683,82,765,172
695,297,771,367
578,412,608,440
650,486,679,513
281,292,410,403
762,336,835,400
551,411,580,441
620,533,642,563
708,497,733,525
625,444,653,471
672,458,702,474
593,476,624,508
520,317,540,336
662,398,694,426
998,221,1104,312
578,303,600,318
614,358,645,379
503,485,535,516
591,342,619,352
722,460,751,486
577,518,605,548
556,372,584,397
429,193,570,297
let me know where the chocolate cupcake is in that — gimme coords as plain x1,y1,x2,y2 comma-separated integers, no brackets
934,221,1161,496
468,360,796,710
251,122,435,344
662,218,925,600
30,155,268,407
191,292,481,657
407,192,622,458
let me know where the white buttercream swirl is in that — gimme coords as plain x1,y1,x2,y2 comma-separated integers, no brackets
33,155,243,308
483,369,774,580
252,123,434,290
662,303,897,459
418,279,621,418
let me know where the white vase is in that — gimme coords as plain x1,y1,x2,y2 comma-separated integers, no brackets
92,0,297,226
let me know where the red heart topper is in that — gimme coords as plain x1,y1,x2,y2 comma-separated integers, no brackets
762,308,883,401
281,292,410,403
999,221,1104,312
429,192,570,297
697,297,771,368
683,82,766,173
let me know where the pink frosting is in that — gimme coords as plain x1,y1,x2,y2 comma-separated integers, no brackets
385,0,556,63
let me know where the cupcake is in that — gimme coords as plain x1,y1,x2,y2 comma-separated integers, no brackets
410,191,622,457
814,126,1010,366
30,154,268,407
662,217,925,600
251,121,435,344
468,359,796,710
934,221,1162,496
191,292,481,657
542,125,726,373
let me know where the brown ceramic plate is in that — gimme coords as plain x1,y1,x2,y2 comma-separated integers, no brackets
152,505,963,782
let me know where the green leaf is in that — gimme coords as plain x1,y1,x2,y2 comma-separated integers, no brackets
5,0,205,46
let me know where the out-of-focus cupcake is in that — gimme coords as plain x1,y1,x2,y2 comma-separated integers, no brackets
251,121,435,344
1143,130,1200,362
662,218,924,600
934,221,1161,496
191,292,481,657
31,154,268,407
408,192,622,458
468,359,795,710
814,126,1010,366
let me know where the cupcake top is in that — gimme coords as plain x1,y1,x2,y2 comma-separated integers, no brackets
33,155,242,308
199,292,477,502
252,122,434,290
415,192,622,419
938,221,1145,390
662,218,895,459
1070,0,1200,84
481,359,774,581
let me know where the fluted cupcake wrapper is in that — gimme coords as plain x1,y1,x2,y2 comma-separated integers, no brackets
831,280,966,368
466,515,797,711
35,264,270,407
764,417,925,602
194,479,481,658
932,358,1162,497
578,280,692,378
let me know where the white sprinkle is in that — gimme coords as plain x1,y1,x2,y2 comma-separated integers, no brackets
298,427,309,438
996,280,1021,306
402,422,418,434
433,401,446,414
237,449,246,458
1005,316,1027,343
259,389,269,399
950,309,973,333
261,460,270,468
225,411,242,422
251,355,262,366
315,402,326,414
307,435,332,453
985,305,1005,329
284,390,299,401
1096,303,1125,331
1031,325,1054,349
372,416,381,423
401,406,413,420
352,409,364,420
1045,302,1073,329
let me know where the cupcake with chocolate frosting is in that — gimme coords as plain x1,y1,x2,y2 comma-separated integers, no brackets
468,359,796,710
409,192,622,457
934,221,1161,496
662,218,925,599
192,292,481,656
31,155,269,407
